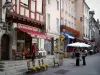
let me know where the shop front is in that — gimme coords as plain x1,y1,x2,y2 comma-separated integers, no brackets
44,33,60,55
60,25,80,57
12,24,51,60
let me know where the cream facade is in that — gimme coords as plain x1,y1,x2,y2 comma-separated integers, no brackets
75,0,84,39
61,0,76,29
83,1,90,40
46,0,60,37
46,0,60,53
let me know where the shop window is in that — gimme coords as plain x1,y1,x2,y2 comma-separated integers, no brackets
17,31,25,54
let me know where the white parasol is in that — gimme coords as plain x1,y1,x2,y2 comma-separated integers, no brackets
67,42,91,48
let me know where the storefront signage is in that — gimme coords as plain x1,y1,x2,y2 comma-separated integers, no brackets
17,24,51,40
32,39,38,43
60,35,65,40
17,40,25,43
18,24,38,32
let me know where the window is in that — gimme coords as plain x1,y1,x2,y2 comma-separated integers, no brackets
74,24,76,29
99,30,100,35
20,0,28,8
47,13,50,29
69,6,70,14
36,0,43,13
56,18,59,31
61,18,64,25
65,3,67,14
72,23,73,27
66,3,67,12
61,0,64,12
57,0,59,10
31,0,35,12
48,0,51,4
65,20,67,25
69,21,70,25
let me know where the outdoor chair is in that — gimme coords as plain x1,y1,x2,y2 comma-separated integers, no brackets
12,49,24,60
53,58,59,67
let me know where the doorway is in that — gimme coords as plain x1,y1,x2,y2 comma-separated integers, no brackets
1,34,10,60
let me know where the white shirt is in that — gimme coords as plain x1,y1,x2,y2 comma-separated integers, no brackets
85,50,87,53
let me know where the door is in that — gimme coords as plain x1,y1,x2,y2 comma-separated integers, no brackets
1,34,10,60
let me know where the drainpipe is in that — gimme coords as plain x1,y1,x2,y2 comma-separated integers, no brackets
59,0,61,52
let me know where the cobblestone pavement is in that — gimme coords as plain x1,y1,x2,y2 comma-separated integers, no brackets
27,53,100,75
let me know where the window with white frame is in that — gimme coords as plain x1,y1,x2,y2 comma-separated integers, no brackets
99,30,100,35
31,0,35,12
56,18,59,31
61,0,64,12
37,0,43,13
47,13,50,29
65,20,67,25
61,18,64,25
20,0,28,8
69,6,70,14
57,0,59,11
74,24,76,29
48,0,51,4
65,3,67,13
71,22,72,28
69,21,70,25
72,23,73,28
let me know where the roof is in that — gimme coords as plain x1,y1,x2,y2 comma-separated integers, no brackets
84,1,90,9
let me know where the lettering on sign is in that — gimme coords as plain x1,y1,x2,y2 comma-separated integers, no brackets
17,40,25,43
18,24,38,31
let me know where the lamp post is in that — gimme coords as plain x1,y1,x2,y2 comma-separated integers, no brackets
3,0,13,10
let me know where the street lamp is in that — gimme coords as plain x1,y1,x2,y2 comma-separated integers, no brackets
3,0,13,10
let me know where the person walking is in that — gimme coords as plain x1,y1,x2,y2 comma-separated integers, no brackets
72,48,75,58
31,43,37,65
75,49,80,66
82,50,86,66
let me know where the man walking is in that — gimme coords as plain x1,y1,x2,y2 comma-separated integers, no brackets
31,43,37,65
82,50,86,65
75,50,80,66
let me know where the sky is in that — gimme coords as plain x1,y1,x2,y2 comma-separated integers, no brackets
86,0,100,20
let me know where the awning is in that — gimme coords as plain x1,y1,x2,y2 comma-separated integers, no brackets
17,24,51,40
60,25,80,37
61,32,74,39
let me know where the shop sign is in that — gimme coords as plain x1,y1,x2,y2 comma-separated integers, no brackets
60,35,65,40
18,24,38,31
12,45,16,49
17,40,25,43
17,24,51,40
32,39,38,43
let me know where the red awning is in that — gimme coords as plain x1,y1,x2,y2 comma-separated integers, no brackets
17,24,51,40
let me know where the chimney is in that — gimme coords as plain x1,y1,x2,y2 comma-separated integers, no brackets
97,19,99,24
